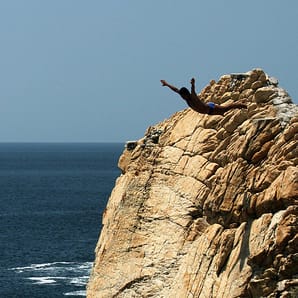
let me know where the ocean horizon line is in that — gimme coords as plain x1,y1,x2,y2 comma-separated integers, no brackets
0,141,125,144
0,142,126,153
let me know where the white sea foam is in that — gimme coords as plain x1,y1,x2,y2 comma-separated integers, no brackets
11,262,77,273
11,263,57,272
28,277,57,285
69,276,90,286
10,261,92,289
64,290,86,296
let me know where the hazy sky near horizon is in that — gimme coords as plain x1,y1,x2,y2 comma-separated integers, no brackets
0,1,297,142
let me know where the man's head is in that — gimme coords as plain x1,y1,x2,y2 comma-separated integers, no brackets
179,87,191,100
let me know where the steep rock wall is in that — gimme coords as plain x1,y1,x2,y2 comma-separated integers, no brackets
87,69,298,298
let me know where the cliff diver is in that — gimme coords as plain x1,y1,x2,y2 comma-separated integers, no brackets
161,78,247,115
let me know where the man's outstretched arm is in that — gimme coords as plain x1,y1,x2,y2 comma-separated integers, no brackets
160,80,180,94
190,77,196,95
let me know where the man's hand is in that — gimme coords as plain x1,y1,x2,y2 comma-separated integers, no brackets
160,80,168,86
190,78,195,85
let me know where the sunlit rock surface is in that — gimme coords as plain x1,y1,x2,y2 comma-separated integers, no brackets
87,69,298,298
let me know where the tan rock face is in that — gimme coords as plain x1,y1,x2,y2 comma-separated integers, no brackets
87,69,298,298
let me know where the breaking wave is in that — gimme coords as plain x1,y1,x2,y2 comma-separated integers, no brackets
10,261,92,296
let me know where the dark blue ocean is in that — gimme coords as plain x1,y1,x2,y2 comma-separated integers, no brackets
0,143,123,297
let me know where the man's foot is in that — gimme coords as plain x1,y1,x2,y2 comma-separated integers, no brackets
235,99,248,109
236,103,247,109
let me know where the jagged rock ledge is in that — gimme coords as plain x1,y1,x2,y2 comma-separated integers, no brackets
87,69,298,298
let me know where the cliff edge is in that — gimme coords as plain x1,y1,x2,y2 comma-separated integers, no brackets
87,69,298,298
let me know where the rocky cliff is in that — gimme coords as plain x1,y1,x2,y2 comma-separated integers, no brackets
87,69,298,298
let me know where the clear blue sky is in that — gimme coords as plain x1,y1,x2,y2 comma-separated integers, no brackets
0,1,297,142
